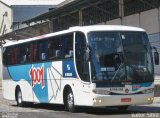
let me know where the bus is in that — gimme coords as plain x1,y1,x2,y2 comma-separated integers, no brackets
1,25,159,112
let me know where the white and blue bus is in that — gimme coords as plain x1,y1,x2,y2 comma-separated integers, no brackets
1,25,159,112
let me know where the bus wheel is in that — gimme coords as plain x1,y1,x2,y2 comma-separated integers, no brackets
65,89,76,112
16,88,24,107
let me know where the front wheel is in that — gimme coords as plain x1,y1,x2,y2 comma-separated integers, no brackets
65,89,77,112
16,88,24,107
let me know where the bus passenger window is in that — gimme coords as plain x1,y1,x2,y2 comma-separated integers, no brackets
7,48,12,65
38,41,48,61
3,47,8,65
6,46,18,65
13,47,18,64
65,50,73,58
61,33,73,59
48,41,56,59
48,37,61,60
48,34,73,60
29,42,37,62
19,44,29,64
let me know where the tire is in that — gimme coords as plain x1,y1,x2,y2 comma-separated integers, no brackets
65,89,77,112
16,88,24,107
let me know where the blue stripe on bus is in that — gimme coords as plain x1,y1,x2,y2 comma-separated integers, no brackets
7,60,77,103
132,82,153,91
8,62,51,103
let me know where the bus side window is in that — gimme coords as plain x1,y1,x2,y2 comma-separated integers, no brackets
48,38,57,60
9,48,14,65
13,46,18,65
29,42,37,63
75,32,90,82
38,40,48,61
48,37,61,60
7,48,12,65
19,44,29,64
48,34,73,60
61,33,73,59
3,47,8,65
6,46,18,65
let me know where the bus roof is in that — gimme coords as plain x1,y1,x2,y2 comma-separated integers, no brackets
3,25,145,47
69,25,145,32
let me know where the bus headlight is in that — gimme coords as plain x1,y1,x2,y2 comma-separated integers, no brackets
92,89,109,95
142,88,154,94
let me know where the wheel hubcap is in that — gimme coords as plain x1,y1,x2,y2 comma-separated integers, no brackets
68,93,73,107
18,91,22,104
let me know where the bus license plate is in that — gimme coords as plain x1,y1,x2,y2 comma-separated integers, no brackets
121,98,131,102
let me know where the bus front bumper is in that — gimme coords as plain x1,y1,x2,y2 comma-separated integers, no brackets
91,93,154,107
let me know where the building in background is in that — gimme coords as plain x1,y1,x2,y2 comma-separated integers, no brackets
0,0,65,36
0,1,12,36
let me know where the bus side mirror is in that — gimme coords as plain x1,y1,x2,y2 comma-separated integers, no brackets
154,52,159,65
152,46,159,65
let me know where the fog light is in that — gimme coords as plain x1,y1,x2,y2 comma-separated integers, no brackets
147,97,151,101
147,97,153,101
93,98,102,103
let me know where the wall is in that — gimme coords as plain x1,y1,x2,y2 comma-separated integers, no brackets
0,48,2,87
0,2,12,35
0,2,12,87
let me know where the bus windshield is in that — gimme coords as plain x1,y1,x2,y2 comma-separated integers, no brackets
88,31,154,84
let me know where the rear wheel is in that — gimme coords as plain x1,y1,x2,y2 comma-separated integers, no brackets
65,89,77,112
16,88,24,107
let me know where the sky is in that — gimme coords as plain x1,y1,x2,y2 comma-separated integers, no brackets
0,0,65,6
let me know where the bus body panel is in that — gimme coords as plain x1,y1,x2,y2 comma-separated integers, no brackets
91,93,154,107
3,80,17,101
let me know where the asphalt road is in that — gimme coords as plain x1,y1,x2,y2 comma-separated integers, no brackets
0,88,160,118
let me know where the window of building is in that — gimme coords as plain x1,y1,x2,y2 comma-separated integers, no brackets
124,0,159,16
